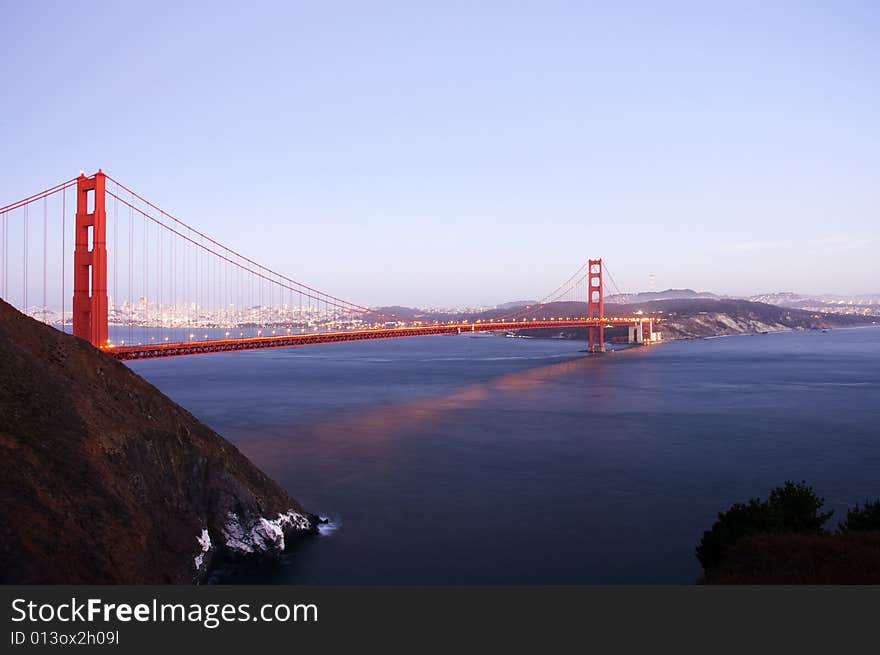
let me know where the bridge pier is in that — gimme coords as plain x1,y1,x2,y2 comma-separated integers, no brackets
629,320,662,345
628,322,644,344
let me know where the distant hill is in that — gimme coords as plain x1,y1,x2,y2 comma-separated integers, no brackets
624,298,870,340
367,305,423,320
606,288,722,304
478,297,872,340
363,292,878,336
750,292,880,316
495,300,537,310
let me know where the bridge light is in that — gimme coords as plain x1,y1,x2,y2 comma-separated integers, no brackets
225,331,230,337
189,333,194,340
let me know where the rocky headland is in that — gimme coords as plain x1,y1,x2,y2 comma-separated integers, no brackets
0,299,317,584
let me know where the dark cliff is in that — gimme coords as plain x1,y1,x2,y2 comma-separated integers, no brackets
0,300,316,584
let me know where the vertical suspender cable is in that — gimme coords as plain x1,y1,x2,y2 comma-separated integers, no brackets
156,215,161,339
128,202,132,344
113,186,118,332
2,210,6,300
171,226,175,340
183,237,187,337
142,211,146,345
23,204,28,312
61,190,66,332
194,236,198,337
42,197,47,323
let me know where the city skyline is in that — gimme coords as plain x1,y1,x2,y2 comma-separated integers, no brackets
2,2,878,305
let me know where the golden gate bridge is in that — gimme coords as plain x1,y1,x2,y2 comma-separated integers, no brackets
0,170,658,360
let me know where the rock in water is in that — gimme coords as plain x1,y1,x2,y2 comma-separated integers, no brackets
0,300,316,583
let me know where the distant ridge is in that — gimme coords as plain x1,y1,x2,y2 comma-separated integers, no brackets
749,292,880,316
495,300,538,310
365,287,880,324
606,288,722,304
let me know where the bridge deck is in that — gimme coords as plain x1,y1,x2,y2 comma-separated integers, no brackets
106,317,654,360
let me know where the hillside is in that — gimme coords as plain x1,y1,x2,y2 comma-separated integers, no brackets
0,300,317,584
749,292,880,317
626,298,869,339
488,298,871,341
363,295,872,338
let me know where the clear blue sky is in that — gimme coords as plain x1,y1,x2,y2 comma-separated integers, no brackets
2,1,878,306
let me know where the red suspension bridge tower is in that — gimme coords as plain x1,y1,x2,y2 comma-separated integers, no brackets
587,258,605,353
72,171,108,347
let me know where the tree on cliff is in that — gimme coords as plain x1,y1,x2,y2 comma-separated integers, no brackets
696,481,833,575
838,500,880,534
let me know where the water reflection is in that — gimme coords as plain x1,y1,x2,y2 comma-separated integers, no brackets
241,350,616,465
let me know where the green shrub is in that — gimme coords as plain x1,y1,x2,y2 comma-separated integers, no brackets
838,500,880,534
696,481,833,575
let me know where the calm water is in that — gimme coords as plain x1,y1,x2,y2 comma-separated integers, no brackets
129,327,880,584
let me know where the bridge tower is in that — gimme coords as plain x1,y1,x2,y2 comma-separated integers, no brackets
587,258,605,353
72,170,108,347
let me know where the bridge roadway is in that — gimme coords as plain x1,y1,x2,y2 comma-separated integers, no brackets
106,317,655,360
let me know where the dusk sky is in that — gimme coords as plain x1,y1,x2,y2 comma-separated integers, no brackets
2,1,878,306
